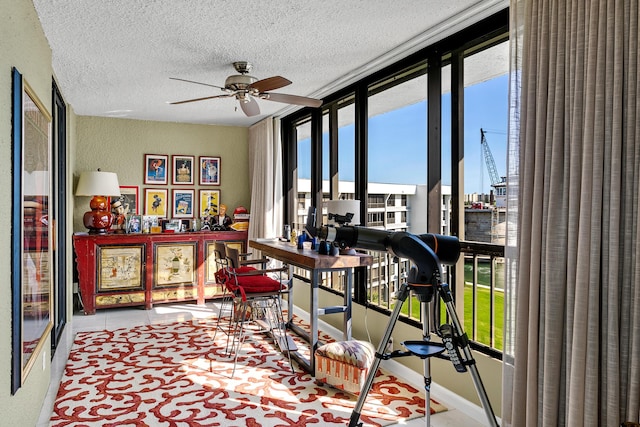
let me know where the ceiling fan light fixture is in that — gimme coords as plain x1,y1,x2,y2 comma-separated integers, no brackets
224,74,257,91
170,61,322,117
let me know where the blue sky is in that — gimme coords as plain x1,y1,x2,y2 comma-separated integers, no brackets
299,74,508,195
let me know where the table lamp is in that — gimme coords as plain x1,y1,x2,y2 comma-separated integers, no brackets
75,169,121,234
325,199,361,254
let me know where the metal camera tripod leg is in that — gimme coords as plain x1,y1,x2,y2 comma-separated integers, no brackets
349,281,499,427
437,283,499,426
349,281,419,427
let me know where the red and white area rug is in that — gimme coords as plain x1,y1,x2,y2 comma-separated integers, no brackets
49,318,446,426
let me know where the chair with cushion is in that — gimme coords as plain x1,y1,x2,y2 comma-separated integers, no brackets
212,241,271,349
212,241,244,344
225,243,269,270
222,245,293,376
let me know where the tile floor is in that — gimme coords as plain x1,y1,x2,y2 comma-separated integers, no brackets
37,302,497,427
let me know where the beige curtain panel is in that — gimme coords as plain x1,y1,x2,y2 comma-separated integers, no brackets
504,0,640,425
248,117,284,242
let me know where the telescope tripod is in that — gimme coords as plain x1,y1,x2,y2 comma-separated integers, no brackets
349,281,499,427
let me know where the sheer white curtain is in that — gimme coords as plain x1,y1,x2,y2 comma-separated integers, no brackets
247,117,283,241
503,1,640,425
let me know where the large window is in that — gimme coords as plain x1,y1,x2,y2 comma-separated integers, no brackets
337,101,356,191
294,120,312,231
282,10,509,357
460,39,509,351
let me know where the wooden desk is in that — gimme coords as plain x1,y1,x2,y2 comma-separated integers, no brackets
249,239,373,374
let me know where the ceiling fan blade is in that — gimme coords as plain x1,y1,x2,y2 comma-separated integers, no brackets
240,97,260,117
170,77,226,90
263,92,322,108
170,94,233,105
249,76,292,93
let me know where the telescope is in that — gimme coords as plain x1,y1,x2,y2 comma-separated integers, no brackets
304,207,497,427
315,224,460,266
306,207,460,302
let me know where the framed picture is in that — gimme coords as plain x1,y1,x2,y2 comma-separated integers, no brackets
142,215,160,233
118,185,139,215
199,156,220,185
126,215,142,233
154,243,196,287
11,69,53,394
172,155,195,185
199,189,220,218
172,189,194,218
144,154,168,185
144,188,168,217
165,219,182,232
97,245,144,291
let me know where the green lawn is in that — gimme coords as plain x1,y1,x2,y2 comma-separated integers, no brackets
373,287,504,351
462,284,504,350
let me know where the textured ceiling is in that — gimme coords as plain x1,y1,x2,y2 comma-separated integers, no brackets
32,0,507,127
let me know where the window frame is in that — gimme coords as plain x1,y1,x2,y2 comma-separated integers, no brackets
281,9,509,359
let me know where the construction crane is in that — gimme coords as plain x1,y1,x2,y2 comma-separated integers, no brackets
480,128,501,186
479,128,508,211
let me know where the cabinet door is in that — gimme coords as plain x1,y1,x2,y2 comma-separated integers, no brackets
153,242,197,287
97,245,145,291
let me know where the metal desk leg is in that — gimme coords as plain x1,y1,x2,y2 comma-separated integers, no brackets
344,268,352,340
287,264,294,324
310,269,319,375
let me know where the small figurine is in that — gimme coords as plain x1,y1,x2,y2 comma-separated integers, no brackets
201,215,211,231
211,204,233,231
110,200,126,233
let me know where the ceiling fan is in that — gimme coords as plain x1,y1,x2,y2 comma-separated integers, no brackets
170,61,322,117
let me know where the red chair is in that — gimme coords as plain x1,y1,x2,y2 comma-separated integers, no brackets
218,245,293,376
212,242,246,346
212,242,270,353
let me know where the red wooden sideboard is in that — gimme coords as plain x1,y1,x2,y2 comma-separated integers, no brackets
73,231,247,314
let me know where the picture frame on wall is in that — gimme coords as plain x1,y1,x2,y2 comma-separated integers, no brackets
118,185,139,215
11,68,53,394
199,189,220,217
144,154,168,185
199,156,220,185
172,154,194,185
172,189,194,218
144,188,168,217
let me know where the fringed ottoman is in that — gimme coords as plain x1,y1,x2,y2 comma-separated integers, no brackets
315,340,375,394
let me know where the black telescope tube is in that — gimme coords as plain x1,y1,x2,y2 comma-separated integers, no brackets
321,226,391,252
417,234,461,265
320,225,460,265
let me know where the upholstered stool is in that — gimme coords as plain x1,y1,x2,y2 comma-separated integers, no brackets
315,340,375,394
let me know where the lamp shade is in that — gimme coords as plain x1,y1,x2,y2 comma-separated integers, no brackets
75,170,121,197
325,199,361,226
